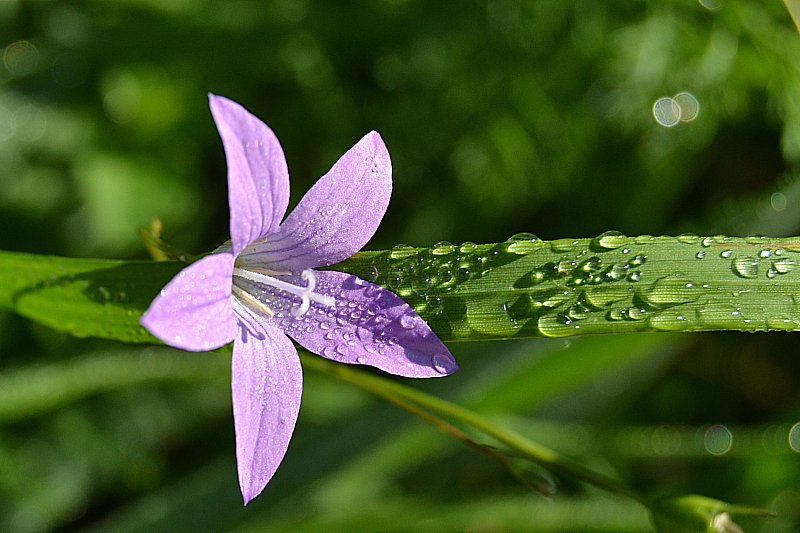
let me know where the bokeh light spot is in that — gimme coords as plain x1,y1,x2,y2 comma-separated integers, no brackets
0,106,15,142
3,40,39,76
13,105,47,142
699,0,723,11
673,92,699,122
789,422,800,453
770,192,787,212
653,97,680,127
704,424,733,455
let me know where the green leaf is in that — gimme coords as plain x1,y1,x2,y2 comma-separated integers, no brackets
4,233,800,344
0,250,181,343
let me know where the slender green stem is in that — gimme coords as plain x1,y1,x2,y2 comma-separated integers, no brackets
300,352,650,506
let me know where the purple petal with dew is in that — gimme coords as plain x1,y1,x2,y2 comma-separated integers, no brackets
209,94,290,254
276,270,457,378
239,131,391,271
141,253,238,351
230,301,302,505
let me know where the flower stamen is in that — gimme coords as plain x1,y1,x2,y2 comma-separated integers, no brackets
232,267,336,317
232,284,275,317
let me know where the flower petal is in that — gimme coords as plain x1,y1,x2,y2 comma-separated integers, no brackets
141,253,238,351
277,270,457,378
231,302,302,504
209,94,290,254
239,131,391,270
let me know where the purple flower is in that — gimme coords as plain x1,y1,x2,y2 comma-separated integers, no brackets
141,95,457,504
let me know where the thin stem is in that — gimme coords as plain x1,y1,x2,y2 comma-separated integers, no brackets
300,353,650,507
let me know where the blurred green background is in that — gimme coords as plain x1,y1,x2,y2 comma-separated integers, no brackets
1,1,800,531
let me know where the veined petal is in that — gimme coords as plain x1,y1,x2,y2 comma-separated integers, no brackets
141,253,237,351
277,270,457,378
231,302,302,505
239,131,391,271
209,94,290,254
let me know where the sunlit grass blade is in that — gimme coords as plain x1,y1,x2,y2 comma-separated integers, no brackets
4,233,800,344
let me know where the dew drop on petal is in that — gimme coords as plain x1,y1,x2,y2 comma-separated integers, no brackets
399,314,416,329
432,353,453,374
323,345,337,358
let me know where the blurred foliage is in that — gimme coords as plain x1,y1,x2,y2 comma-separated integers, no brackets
1,0,800,532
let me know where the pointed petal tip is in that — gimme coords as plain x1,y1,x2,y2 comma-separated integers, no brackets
240,486,256,506
139,254,237,352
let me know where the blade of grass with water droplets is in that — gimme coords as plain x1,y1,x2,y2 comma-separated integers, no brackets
5,233,800,343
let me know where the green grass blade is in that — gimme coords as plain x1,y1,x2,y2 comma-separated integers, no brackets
3,233,800,344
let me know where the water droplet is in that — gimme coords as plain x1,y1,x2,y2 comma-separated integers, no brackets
626,307,648,320
454,267,471,282
365,265,379,282
480,249,501,267
591,230,629,250
432,241,455,256
505,232,540,254
436,265,454,285
767,265,778,279
386,274,402,289
766,316,798,331
732,257,759,278
647,310,689,331
607,263,628,280
356,356,366,364
606,309,625,321
320,322,330,330
773,258,795,274
745,235,767,245
364,283,382,298
579,257,602,272
540,289,575,308
322,345,337,358
626,271,641,282
720,249,733,258
399,314,416,329
696,251,706,259
701,236,715,247
538,312,581,337
425,295,444,315
459,241,477,254
529,269,546,284
644,275,701,306
557,259,576,276
432,353,453,374
677,233,701,245
628,255,647,266
550,239,580,253
390,244,417,260
757,249,772,259
567,303,591,320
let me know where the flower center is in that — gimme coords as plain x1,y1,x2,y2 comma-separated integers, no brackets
232,266,336,317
